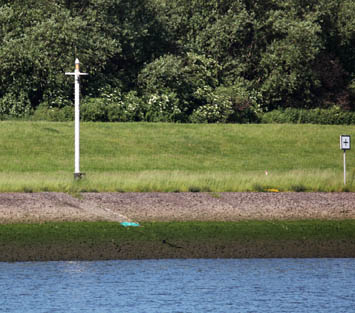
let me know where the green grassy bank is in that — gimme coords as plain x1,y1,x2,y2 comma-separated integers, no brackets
0,121,354,192
1,221,355,261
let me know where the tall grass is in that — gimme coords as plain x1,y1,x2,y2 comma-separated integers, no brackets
0,121,354,192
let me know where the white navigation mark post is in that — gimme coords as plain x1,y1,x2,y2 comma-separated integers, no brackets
65,58,88,179
340,135,351,185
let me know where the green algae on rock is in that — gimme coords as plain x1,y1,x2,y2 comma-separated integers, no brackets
1,220,355,261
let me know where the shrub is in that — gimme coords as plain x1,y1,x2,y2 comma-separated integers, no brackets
190,84,260,123
106,91,145,122
138,53,221,118
80,89,149,122
261,107,355,125
121,91,146,121
144,92,182,122
81,87,124,122
190,86,233,123
32,104,74,121
41,90,72,109
80,98,108,122
0,91,32,118
217,84,261,123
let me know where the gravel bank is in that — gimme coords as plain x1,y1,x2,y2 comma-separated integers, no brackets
0,192,354,224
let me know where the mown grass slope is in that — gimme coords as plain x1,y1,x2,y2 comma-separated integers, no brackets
0,121,354,192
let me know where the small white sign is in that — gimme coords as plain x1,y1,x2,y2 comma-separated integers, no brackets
340,135,351,150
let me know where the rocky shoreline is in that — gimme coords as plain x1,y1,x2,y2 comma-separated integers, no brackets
1,192,355,261
0,192,355,224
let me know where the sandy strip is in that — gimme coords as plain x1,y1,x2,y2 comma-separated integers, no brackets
0,192,354,224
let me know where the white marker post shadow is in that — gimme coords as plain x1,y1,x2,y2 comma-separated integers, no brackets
66,59,88,180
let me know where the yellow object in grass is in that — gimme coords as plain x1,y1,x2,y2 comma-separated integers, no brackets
266,188,279,192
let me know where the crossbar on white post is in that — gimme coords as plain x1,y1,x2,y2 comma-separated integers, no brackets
65,58,88,180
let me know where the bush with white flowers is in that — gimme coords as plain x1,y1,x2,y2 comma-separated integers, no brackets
145,92,182,122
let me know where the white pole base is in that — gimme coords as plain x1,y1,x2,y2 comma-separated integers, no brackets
74,172,86,180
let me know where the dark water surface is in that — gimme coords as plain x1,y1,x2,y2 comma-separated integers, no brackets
0,259,354,312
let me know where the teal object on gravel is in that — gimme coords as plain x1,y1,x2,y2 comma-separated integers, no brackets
120,222,140,227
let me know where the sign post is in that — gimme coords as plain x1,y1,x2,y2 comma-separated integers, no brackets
340,135,351,185
66,59,88,180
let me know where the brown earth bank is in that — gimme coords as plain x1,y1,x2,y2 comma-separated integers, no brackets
2,240,355,262
1,192,355,261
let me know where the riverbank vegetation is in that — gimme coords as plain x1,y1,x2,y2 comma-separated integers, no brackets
3,220,355,243
1,220,355,261
0,0,354,122
0,122,354,192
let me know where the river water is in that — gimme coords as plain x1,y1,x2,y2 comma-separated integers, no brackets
0,259,354,312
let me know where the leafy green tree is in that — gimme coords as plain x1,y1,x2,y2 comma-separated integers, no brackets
138,53,221,120
0,0,168,114
337,0,355,109
0,0,354,119
71,0,172,92
257,7,324,109
0,0,117,114
337,0,355,45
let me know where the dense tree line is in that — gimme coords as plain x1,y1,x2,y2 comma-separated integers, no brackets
0,0,354,122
